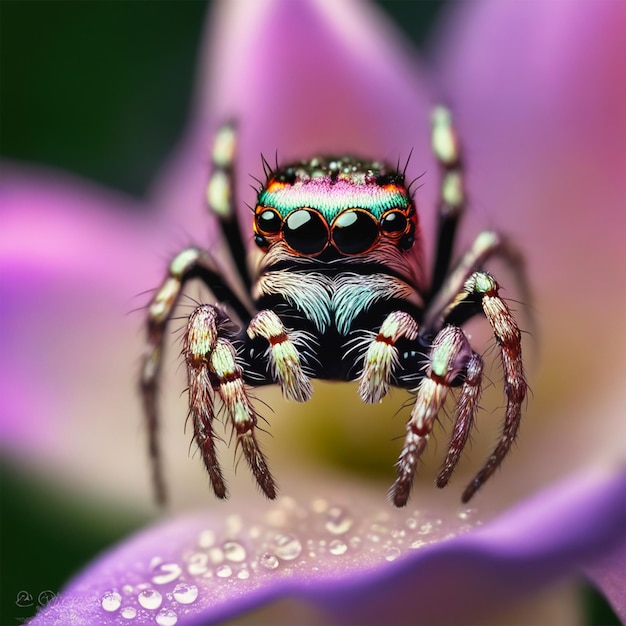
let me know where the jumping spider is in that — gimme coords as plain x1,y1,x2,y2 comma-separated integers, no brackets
140,107,527,507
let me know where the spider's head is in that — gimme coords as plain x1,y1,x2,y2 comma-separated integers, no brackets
253,156,417,259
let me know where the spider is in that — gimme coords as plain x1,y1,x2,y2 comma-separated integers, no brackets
140,107,527,508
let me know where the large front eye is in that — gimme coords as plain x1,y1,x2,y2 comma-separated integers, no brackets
283,208,328,255
255,208,282,234
331,209,379,255
381,210,407,235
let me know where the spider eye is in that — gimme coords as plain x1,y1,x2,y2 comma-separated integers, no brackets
283,209,328,255
256,208,282,234
332,209,378,255
381,210,407,234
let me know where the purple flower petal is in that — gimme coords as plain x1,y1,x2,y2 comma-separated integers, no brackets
585,538,626,623
0,165,179,497
30,468,625,625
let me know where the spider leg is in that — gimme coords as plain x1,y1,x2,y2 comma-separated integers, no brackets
183,306,228,498
458,271,527,502
185,305,277,499
140,247,254,505
436,351,483,488
247,310,313,402
391,325,475,507
357,311,420,404
206,122,253,292
430,106,466,296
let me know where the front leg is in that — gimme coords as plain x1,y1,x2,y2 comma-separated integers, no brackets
184,305,277,499
247,310,313,402
458,271,527,502
140,247,253,505
391,326,481,507
357,311,420,404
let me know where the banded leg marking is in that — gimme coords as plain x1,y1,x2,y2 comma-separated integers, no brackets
461,271,527,503
430,106,466,295
184,304,278,500
436,352,483,488
140,246,251,505
391,326,474,507
358,311,419,404
184,306,227,498
247,310,313,402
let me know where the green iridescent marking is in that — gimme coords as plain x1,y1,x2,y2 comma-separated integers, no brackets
258,179,409,222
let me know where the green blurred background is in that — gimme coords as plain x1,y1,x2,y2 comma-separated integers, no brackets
0,1,618,624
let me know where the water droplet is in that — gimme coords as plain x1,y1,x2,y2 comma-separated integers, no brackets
310,498,328,514
122,585,134,595
223,540,247,562
187,552,209,575
410,539,426,549
385,546,401,562
273,534,302,560
172,583,198,605
329,540,348,556
121,606,137,620
405,517,418,530
155,608,178,626
198,529,216,548
349,536,362,549
216,564,232,578
138,589,163,610
259,553,279,570
324,507,353,535
237,569,250,580
101,591,122,612
266,509,288,527
248,525,261,539
391,529,405,539
418,522,433,535
151,562,182,585
458,507,477,521
208,547,224,565
226,514,243,535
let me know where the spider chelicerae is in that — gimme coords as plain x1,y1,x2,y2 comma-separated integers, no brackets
140,107,527,507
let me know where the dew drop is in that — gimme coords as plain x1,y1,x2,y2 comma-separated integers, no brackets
223,540,247,562
458,507,477,521
385,546,401,562
329,540,348,556
324,507,353,535
138,589,163,610
405,517,418,530
122,585,134,595
101,591,122,612
237,569,250,580
187,552,209,575
349,536,362,549
208,547,225,565
273,534,302,560
172,583,198,605
418,522,433,535
155,608,178,626
198,529,216,548
152,562,182,585
248,525,261,539
259,553,279,570
216,564,232,578
310,498,328,514
410,539,426,549
121,606,137,620
226,514,243,535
